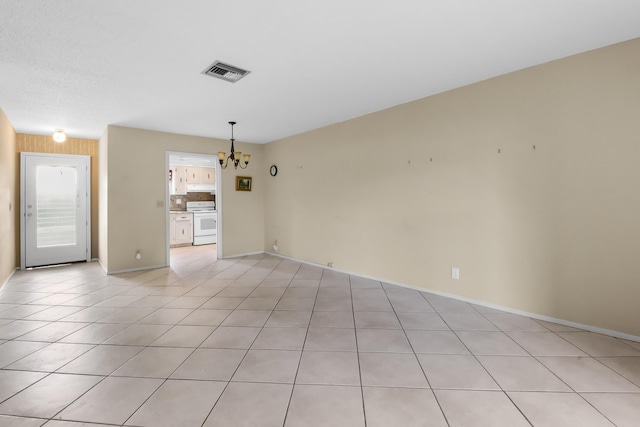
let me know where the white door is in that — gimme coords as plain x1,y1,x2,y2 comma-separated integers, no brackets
21,153,91,268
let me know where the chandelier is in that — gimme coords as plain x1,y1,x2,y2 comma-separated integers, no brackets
218,121,250,169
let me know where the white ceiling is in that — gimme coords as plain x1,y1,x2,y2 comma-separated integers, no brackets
1,0,639,144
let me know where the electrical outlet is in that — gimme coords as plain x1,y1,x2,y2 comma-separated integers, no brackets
176,198,182,204
452,267,460,280
328,262,334,268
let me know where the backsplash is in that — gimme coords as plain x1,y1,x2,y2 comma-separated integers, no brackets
169,193,216,211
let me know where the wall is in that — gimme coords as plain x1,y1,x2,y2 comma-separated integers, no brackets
15,134,99,260
98,127,109,271
264,38,640,337
0,109,17,288
101,125,264,273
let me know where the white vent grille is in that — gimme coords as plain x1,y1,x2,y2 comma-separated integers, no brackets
202,61,251,83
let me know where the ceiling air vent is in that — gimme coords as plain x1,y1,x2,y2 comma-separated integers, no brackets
202,61,251,83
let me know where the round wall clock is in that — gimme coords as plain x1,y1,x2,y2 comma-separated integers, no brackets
269,165,278,176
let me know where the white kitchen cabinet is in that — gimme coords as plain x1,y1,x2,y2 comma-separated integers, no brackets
186,167,201,184
186,167,215,185
200,167,215,185
171,166,215,193
170,212,193,246
171,167,188,195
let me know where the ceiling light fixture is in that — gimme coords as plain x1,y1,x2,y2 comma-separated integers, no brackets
218,121,250,169
52,129,66,143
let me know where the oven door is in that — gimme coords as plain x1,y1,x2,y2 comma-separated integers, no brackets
193,211,217,245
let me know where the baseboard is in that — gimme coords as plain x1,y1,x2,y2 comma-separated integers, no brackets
264,251,640,343
106,264,168,275
0,267,18,294
222,251,267,259
97,258,107,274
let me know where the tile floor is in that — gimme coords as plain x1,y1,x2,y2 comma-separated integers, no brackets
0,245,639,426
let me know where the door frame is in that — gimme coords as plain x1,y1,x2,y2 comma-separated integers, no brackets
20,152,91,270
165,151,222,266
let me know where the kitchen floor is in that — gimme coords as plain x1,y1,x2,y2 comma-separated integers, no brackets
0,247,639,426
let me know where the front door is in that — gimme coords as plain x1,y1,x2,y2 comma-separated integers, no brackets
21,153,91,268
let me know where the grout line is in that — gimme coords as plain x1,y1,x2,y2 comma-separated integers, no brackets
350,274,369,427
381,283,451,427
281,261,311,427
3,249,640,426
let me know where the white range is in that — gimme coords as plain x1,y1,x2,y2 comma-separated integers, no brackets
186,201,217,245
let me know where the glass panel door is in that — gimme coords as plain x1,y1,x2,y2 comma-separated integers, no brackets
36,165,78,247
21,153,90,268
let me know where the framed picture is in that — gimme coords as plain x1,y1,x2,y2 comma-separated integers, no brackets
236,176,252,191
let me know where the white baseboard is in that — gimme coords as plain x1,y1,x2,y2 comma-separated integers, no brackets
264,251,640,343
222,251,267,259
97,258,107,274
106,264,168,275
0,267,18,294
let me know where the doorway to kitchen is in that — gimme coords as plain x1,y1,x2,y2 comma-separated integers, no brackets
165,151,221,267
20,153,91,269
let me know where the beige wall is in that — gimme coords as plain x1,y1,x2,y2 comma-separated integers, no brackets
98,127,109,270
0,109,17,288
264,38,640,336
15,134,99,260
101,125,264,273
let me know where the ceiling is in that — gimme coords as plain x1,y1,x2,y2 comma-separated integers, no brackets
1,1,639,144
